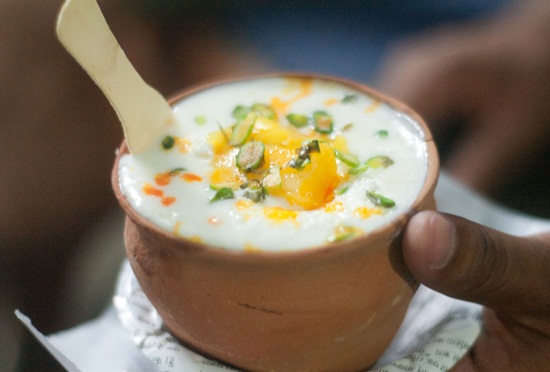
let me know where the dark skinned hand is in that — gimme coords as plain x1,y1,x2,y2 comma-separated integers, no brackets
403,211,550,371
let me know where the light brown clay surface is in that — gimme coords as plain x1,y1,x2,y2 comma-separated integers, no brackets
113,73,439,371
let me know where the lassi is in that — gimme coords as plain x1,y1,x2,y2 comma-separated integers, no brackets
118,76,428,251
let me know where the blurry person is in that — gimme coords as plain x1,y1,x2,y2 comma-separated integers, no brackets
378,0,550,215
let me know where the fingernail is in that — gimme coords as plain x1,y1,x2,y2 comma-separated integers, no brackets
428,213,456,269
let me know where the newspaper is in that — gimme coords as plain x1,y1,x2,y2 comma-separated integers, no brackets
109,260,481,372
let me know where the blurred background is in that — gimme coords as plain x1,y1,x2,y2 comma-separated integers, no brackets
2,0,549,370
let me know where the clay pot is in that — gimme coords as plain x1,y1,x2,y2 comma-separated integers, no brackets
113,73,439,371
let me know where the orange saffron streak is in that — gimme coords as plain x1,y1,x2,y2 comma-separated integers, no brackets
354,207,382,219
181,173,203,182
365,99,381,113
270,79,313,116
189,236,203,243
162,197,176,206
208,216,221,225
143,183,164,197
324,98,339,106
173,221,183,236
244,243,261,252
154,172,172,186
143,183,176,207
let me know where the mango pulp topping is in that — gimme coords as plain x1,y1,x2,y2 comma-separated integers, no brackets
208,116,349,210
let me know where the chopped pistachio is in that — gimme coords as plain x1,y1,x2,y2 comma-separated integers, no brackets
232,105,251,120
161,135,175,150
366,156,394,169
348,164,369,175
366,191,395,208
341,94,358,103
288,157,311,169
334,149,360,168
288,140,319,169
169,167,186,176
313,111,333,134
210,187,234,203
209,182,241,191
342,123,354,131
230,112,257,146
251,103,276,119
233,103,276,121
287,113,309,128
335,185,349,195
329,225,362,243
194,115,207,125
348,156,393,175
241,179,265,202
217,121,230,144
305,139,321,153
236,141,265,172
262,165,282,192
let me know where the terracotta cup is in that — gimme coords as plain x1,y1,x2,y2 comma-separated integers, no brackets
113,74,439,371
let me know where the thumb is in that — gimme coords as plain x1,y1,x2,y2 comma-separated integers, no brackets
403,211,550,316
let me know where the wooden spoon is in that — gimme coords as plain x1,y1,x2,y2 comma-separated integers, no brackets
56,0,173,154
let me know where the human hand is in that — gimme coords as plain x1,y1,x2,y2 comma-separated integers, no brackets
403,211,550,371
378,1,550,195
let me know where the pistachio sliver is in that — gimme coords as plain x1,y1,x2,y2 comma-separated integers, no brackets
329,225,362,243
374,129,388,137
230,112,257,146
287,113,309,128
366,191,395,208
334,149,360,168
313,111,333,134
366,155,394,169
251,103,276,119
236,141,265,172
241,179,265,203
216,121,230,144
161,135,175,150
287,140,319,170
288,157,310,169
341,94,357,104
305,139,321,153
348,164,369,175
169,167,186,176
209,182,241,191
194,115,207,125
342,123,354,131
210,187,234,203
335,185,349,195
262,165,282,192
232,105,251,120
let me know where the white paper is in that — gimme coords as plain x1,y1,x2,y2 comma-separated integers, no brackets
15,310,81,372
18,172,550,371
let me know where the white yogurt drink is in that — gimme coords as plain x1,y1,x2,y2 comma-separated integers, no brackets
118,76,428,251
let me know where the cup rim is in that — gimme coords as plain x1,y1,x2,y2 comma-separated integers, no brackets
112,72,439,263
